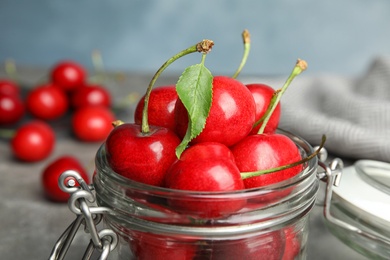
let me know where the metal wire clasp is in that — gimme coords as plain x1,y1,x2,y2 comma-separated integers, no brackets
49,170,118,260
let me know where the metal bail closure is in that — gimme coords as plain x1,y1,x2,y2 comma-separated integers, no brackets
318,158,390,249
49,170,118,260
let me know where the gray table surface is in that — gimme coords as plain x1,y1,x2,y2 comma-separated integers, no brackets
0,67,368,259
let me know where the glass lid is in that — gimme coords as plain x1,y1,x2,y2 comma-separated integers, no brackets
355,160,390,196
332,160,390,229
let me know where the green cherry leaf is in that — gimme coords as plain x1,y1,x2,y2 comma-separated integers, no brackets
175,59,213,158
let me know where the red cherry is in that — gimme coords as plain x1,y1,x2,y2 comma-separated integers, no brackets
163,142,235,188
231,133,303,189
26,83,69,120
0,94,24,125
164,157,245,218
11,120,55,162
247,83,281,134
175,76,256,147
282,226,301,260
134,85,178,132
71,106,115,142
203,230,285,260
0,79,20,96
51,60,86,92
130,232,196,260
179,142,235,162
105,123,181,187
41,155,90,202
70,84,112,109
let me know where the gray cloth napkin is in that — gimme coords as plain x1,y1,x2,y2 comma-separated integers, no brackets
243,57,390,162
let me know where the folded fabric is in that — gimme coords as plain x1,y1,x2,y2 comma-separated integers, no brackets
242,57,390,163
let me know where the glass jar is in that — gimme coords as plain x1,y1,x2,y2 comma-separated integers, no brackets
92,130,319,260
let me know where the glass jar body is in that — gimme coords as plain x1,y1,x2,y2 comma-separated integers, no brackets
93,131,319,260
104,211,312,260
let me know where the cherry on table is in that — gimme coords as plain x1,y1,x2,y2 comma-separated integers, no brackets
0,94,25,125
70,83,112,109
50,60,86,92
26,83,69,120
41,155,90,202
0,79,21,96
11,120,55,162
71,106,115,142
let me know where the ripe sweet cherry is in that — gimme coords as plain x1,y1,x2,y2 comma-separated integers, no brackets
26,83,69,120
70,84,112,109
71,106,115,142
51,60,86,92
41,155,89,202
247,83,281,134
0,94,25,125
0,79,21,96
174,75,256,147
134,85,178,132
11,120,55,162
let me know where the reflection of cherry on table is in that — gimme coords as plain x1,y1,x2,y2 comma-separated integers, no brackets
0,67,366,260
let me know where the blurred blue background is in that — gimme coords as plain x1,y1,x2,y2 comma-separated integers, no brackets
1,0,389,76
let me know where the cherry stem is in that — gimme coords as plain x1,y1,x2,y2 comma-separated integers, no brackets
232,29,251,79
90,50,127,84
0,129,15,139
141,39,214,133
92,49,105,72
112,120,125,127
240,134,326,179
5,59,18,82
91,49,106,84
257,59,308,134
